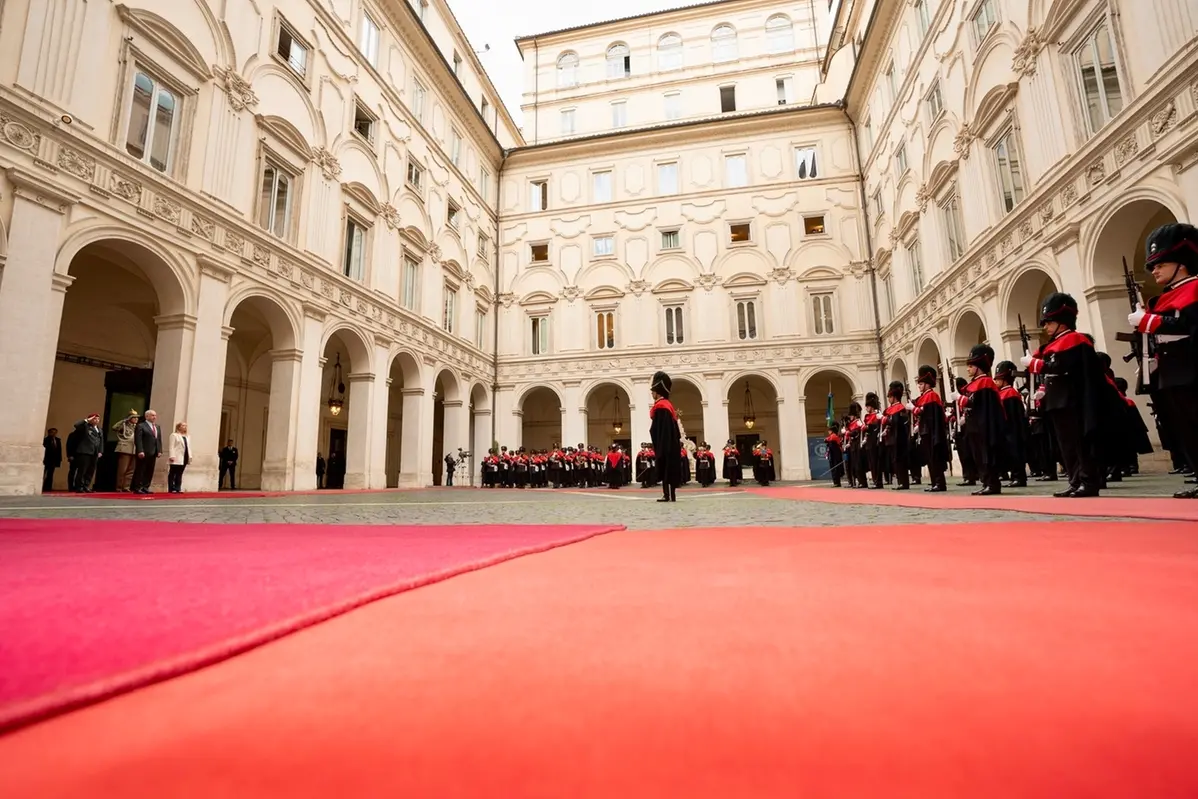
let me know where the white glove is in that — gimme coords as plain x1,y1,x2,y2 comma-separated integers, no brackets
1128,307,1146,329
1034,388,1045,401
904,401,915,411
1019,354,1033,368
946,392,958,403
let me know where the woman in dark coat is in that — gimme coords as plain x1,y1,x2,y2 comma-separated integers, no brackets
650,371,682,502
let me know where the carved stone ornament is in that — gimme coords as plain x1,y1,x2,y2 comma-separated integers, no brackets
1114,135,1138,166
1011,28,1044,77
560,286,581,302
312,147,342,180
953,125,976,160
191,215,215,240
0,114,40,153
57,147,95,182
915,183,931,213
1040,204,1055,225
1018,221,1033,241
320,280,334,299
380,202,400,229
1151,100,1178,138
498,292,516,308
109,175,143,203
153,196,182,225
224,230,246,255
214,65,259,111
1087,161,1106,186
340,289,353,307
695,273,721,292
888,227,900,245
427,244,442,263
767,267,793,285
277,261,293,279
357,299,368,313
627,279,650,296
301,270,315,289
251,244,270,266
1062,184,1078,206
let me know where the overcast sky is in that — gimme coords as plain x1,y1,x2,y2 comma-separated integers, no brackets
450,0,686,128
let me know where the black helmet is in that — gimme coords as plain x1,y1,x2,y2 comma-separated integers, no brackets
916,364,937,386
1039,292,1078,327
1145,223,1198,273
967,344,995,371
887,380,904,400
650,370,672,398
994,360,1016,381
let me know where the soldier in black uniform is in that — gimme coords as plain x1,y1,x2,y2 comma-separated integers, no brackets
1128,223,1198,498
912,365,950,493
960,345,1006,496
993,361,1028,488
881,381,911,490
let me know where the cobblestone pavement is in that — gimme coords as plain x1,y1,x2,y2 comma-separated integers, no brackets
0,471,1187,529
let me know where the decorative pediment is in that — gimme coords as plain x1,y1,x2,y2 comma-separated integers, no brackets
116,5,212,81
652,278,694,295
584,285,625,302
895,210,920,241
343,181,380,214
520,290,558,307
973,83,1019,134
926,160,958,197
401,226,429,250
797,266,841,283
722,272,767,289
258,115,313,160
442,259,465,280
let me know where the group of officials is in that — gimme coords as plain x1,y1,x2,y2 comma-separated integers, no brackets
823,223,1198,500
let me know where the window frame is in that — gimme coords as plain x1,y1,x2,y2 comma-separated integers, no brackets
765,14,795,54
659,227,682,251
657,161,679,195
657,33,683,71
359,11,381,67
556,52,579,88
530,314,551,355
712,24,738,62
734,298,760,341
352,100,377,146
914,0,931,39
611,100,628,128
664,91,682,121
529,240,551,265
592,169,613,204
274,16,311,80
728,220,753,245
894,143,909,180
803,214,827,236
594,309,617,351
449,127,463,166
401,252,420,311
342,213,370,282
724,152,749,188
906,238,925,296
606,42,631,79
1071,18,1125,137
592,234,616,259
793,145,818,180
411,78,427,122
442,282,458,333
446,199,461,231
719,83,737,113
256,151,299,241
475,304,487,349
970,0,999,45
990,124,1026,214
925,80,944,124
560,107,576,135
663,304,686,346
940,186,967,262
811,291,836,336
529,178,549,212
122,65,185,175
406,158,425,194
775,75,793,105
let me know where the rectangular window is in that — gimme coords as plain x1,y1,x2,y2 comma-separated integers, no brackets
401,255,419,310
736,300,758,341
725,153,748,188
475,308,486,349
926,81,943,122
776,76,792,105
664,92,682,120
793,146,818,180
359,13,380,66
442,285,456,332
353,102,376,144
343,218,366,280
607,46,631,79
560,108,575,135
894,143,908,178
812,293,835,335
406,159,424,191
530,179,548,211
452,52,462,76
418,0,427,22
729,222,752,243
862,116,874,153
593,235,614,257
914,0,931,39
885,277,896,320
125,70,179,173
804,215,826,235
942,190,966,261
531,316,549,355
479,167,491,200
481,97,491,124
530,242,549,263
277,22,308,76
595,311,616,350
884,61,897,102
477,233,490,258
665,306,685,345
611,100,627,128
450,128,462,166
446,200,460,229
658,161,679,195
993,129,1025,213
1074,21,1123,135
593,170,612,203
257,160,292,239
972,0,998,42
412,79,427,120
908,240,925,295
720,85,737,113
873,189,884,218
660,228,681,250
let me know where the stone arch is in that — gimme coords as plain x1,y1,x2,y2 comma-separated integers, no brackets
118,5,216,79
800,365,860,396
56,224,193,316
1000,263,1060,332
400,223,431,251
584,381,633,447
433,366,463,402
469,381,492,413
951,308,989,358
890,357,910,385
786,239,855,272
1083,189,1188,287
714,246,772,277
582,377,636,406
802,368,858,479
320,322,373,372
515,382,564,411
388,348,422,385
923,115,962,176
644,254,701,284
916,336,943,372
576,258,635,288
258,115,314,160
343,181,381,215
339,148,385,208
722,369,782,399
964,31,1019,120
223,284,301,350
518,385,563,450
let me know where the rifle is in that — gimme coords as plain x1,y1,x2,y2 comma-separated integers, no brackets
940,362,956,476
1017,313,1035,410
1116,255,1153,393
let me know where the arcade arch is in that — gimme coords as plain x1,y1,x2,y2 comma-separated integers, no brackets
384,351,422,488
803,369,856,480
520,386,562,451
727,374,779,476
585,383,632,450
317,328,371,489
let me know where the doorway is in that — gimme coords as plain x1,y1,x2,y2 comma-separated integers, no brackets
327,428,347,489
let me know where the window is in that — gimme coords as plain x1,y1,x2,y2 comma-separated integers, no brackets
611,101,627,128
406,159,424,191
412,79,427,121
353,102,376,144
257,160,293,239
530,179,548,211
276,22,308,76
450,128,462,166
401,255,419,310
766,15,794,53
941,188,966,261
475,308,486,349
862,116,874,153
593,170,612,203
658,162,679,195
885,277,896,320
914,0,931,39
595,311,616,350
531,316,550,355
665,306,685,345
479,168,491,200
606,43,631,79
664,92,682,120
452,52,462,76
530,242,549,263
560,108,575,135
793,146,818,179
593,235,614,257
446,200,460,229
712,24,738,62
556,52,579,87
1074,21,1123,135
125,71,178,172
884,61,897,102
442,285,457,332
418,0,427,22
894,143,908,178
481,97,491,124
972,0,997,42
926,81,943,122
729,222,752,243
908,240,925,295
658,33,683,70
804,215,826,235
993,128,1025,213
725,154,747,187
720,85,737,113
477,233,490,258
343,218,366,280
660,228,681,250
736,300,758,340
873,189,884,218
812,293,835,335
776,76,792,105
359,13,380,66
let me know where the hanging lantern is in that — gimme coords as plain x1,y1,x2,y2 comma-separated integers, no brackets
611,391,623,435
743,382,756,430
327,354,345,416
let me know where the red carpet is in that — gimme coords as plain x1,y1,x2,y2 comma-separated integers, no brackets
753,485,1198,521
0,518,621,732
2,522,1198,797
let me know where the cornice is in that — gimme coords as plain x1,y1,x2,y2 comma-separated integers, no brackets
4,166,81,213
515,0,780,49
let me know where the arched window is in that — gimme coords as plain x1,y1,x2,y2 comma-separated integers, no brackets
711,24,737,62
765,15,794,54
658,33,683,71
606,43,631,79
556,52,579,88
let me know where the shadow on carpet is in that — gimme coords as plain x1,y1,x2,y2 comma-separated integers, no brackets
0,518,622,733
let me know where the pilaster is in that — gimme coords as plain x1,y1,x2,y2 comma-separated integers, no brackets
261,348,304,490
293,306,327,489
343,372,376,489
777,372,807,481
181,261,233,491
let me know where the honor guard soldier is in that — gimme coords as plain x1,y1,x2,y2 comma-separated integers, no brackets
960,345,1006,495
993,361,1029,488
1128,223,1198,498
881,381,912,490
912,365,950,493
650,371,683,502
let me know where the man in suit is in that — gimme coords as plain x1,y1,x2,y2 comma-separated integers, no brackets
42,428,63,492
71,414,104,492
132,409,163,494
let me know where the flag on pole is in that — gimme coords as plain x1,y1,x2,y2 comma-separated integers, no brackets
825,383,834,428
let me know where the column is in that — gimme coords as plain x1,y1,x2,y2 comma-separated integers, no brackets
442,399,469,459
398,387,428,487
777,372,807,481
260,348,303,490
292,305,327,490
0,171,77,494
561,382,584,445
367,340,391,489
630,376,650,454
343,372,375,489
149,313,197,492
181,260,234,491
701,373,730,448
471,408,492,485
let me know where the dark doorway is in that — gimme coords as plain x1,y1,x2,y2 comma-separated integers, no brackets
98,368,152,491
327,428,347,489
735,433,761,470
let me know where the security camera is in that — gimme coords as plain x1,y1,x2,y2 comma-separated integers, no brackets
59,114,73,125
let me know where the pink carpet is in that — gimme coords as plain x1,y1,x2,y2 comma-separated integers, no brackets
753,485,1198,521
0,518,621,732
